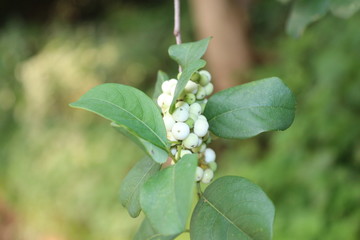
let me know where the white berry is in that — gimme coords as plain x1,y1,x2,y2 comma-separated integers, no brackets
198,115,207,121
163,114,175,131
189,103,202,116
172,106,189,122
185,80,198,94
195,167,204,181
183,133,199,149
204,83,214,96
196,86,206,100
194,119,209,137
204,148,216,163
171,122,190,140
201,169,214,184
199,70,211,86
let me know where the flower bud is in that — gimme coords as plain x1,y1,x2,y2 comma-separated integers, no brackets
204,83,214,96
196,86,206,100
197,115,207,121
183,133,199,149
175,101,189,109
185,117,194,129
201,169,214,184
185,93,196,104
208,162,217,172
199,143,207,153
180,149,192,158
163,114,175,131
189,103,202,116
199,70,211,86
194,119,209,137
185,80,198,94
170,147,177,156
204,148,216,163
177,72,182,80
191,72,201,83
171,122,190,140
167,131,177,142
161,80,171,94
157,93,173,110
195,167,204,181
172,106,189,122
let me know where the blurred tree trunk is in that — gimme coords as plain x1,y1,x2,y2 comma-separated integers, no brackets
189,0,253,90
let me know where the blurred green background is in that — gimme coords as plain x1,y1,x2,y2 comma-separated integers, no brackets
0,1,359,240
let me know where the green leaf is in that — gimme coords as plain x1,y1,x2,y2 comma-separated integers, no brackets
112,123,168,164
286,0,330,38
134,218,179,240
330,0,360,18
69,83,169,151
168,37,211,68
120,157,161,218
153,70,169,102
169,59,207,113
140,154,198,236
204,77,296,139
190,176,275,240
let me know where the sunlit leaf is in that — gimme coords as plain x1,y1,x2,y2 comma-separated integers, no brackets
204,77,296,139
190,176,275,240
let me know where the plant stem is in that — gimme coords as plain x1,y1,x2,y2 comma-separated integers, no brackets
174,0,182,72
196,182,203,200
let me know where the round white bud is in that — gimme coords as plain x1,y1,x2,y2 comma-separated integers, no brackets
172,106,189,122
189,103,202,116
199,70,211,86
197,115,207,121
161,80,171,94
194,119,209,137
195,167,204,181
183,133,199,149
167,131,177,142
204,148,216,163
197,138,203,147
189,113,198,122
208,162,218,172
170,147,177,156
168,79,178,95
175,101,189,109
171,122,190,140
204,83,214,96
196,86,206,100
199,143,207,153
163,114,175,131
185,80,198,94
185,93,196,104
180,149,192,158
201,169,214,184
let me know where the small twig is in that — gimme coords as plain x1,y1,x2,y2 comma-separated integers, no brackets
174,0,182,72
196,182,203,200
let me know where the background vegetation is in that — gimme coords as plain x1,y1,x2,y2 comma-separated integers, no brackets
0,1,359,239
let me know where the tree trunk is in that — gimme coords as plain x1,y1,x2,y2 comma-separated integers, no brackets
189,0,253,90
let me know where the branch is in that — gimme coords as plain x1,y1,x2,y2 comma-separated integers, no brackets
174,0,182,45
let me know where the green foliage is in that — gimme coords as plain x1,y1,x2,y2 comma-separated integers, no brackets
168,38,210,113
134,218,178,240
284,0,360,37
153,71,169,102
139,154,198,236
120,157,161,218
191,176,275,240
70,83,169,161
204,77,296,139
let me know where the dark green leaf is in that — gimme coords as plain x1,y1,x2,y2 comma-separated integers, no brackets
190,176,275,240
153,71,169,102
204,77,296,139
112,123,168,164
169,59,207,113
69,83,168,151
140,154,198,236
168,37,211,68
286,0,330,37
134,218,179,240
330,0,360,18
120,157,161,218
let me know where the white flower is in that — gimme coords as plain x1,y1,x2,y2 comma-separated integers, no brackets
171,122,190,140
204,148,216,163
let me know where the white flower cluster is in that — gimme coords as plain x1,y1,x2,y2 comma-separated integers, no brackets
157,70,217,184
